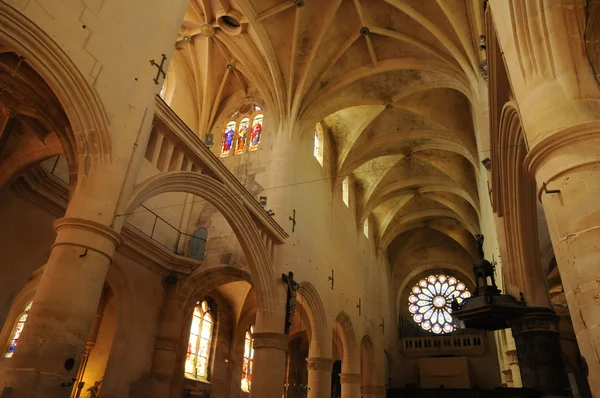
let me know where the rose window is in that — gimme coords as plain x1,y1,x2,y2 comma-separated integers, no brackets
408,275,471,334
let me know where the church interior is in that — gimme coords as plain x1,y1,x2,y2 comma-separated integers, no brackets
0,0,599,397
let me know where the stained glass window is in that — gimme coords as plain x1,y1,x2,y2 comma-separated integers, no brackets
241,325,254,392
248,114,263,152
342,177,349,207
408,275,471,334
221,121,236,157
234,117,250,155
5,301,32,358
185,300,214,380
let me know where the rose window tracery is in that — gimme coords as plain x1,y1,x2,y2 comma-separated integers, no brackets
408,275,471,334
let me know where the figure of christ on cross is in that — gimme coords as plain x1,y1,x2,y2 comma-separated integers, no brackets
282,272,299,335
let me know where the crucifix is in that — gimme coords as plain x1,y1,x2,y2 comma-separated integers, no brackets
289,209,297,232
282,272,299,335
357,298,362,316
149,54,167,85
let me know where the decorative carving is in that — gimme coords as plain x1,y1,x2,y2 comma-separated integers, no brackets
199,23,215,38
510,311,560,335
505,349,518,365
306,357,333,372
252,332,289,352
502,369,513,383
339,373,361,384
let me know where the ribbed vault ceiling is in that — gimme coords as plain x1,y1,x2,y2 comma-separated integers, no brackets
173,0,485,265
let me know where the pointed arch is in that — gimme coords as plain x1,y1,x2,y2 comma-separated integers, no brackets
297,282,329,357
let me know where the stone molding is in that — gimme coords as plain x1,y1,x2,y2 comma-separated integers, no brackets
339,373,361,384
362,385,386,394
510,310,560,336
502,369,513,383
252,332,289,352
306,357,333,372
524,121,600,184
53,217,124,260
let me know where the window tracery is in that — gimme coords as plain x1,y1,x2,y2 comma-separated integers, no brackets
220,105,264,158
5,301,32,358
408,275,471,334
241,325,254,392
185,300,214,380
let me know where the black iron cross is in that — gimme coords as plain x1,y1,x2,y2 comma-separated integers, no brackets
149,54,167,85
357,298,362,316
328,269,334,290
282,272,299,335
379,318,385,334
289,209,297,232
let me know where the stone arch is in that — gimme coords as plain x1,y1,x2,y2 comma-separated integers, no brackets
123,171,278,318
297,281,329,357
361,335,376,387
493,102,548,307
335,311,359,373
0,3,111,181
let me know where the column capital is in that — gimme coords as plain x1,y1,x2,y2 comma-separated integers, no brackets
252,332,289,352
510,309,560,336
53,217,123,260
306,357,333,372
339,373,361,384
505,349,519,365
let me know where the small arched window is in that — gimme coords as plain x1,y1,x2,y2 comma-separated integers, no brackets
241,325,254,392
5,301,32,358
363,218,369,238
314,123,324,165
342,177,350,207
235,117,250,155
185,300,214,380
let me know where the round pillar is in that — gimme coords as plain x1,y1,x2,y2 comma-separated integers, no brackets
510,309,569,395
306,357,332,398
1,218,122,398
525,125,600,394
249,332,288,398
339,373,360,398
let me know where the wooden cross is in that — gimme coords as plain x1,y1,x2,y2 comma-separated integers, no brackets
149,54,167,85
282,272,299,335
288,209,297,232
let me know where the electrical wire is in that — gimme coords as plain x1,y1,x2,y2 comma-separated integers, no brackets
114,142,525,217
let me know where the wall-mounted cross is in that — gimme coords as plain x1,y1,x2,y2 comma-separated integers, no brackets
379,318,385,334
289,209,297,232
357,298,362,316
149,54,167,85
328,269,334,290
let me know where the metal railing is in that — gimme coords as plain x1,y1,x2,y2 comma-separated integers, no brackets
126,204,206,258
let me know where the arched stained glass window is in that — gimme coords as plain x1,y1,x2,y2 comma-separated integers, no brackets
234,117,250,155
219,105,264,158
185,300,214,380
241,325,254,392
408,275,471,334
248,114,263,152
221,121,236,157
5,301,32,358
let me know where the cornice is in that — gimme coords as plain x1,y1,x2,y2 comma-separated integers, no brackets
154,97,288,243
53,217,123,260
524,121,600,181
252,332,289,352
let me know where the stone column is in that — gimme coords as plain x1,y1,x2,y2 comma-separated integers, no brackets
505,350,521,388
510,309,569,396
306,357,332,398
1,218,122,398
361,384,386,398
249,332,288,398
339,373,361,398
